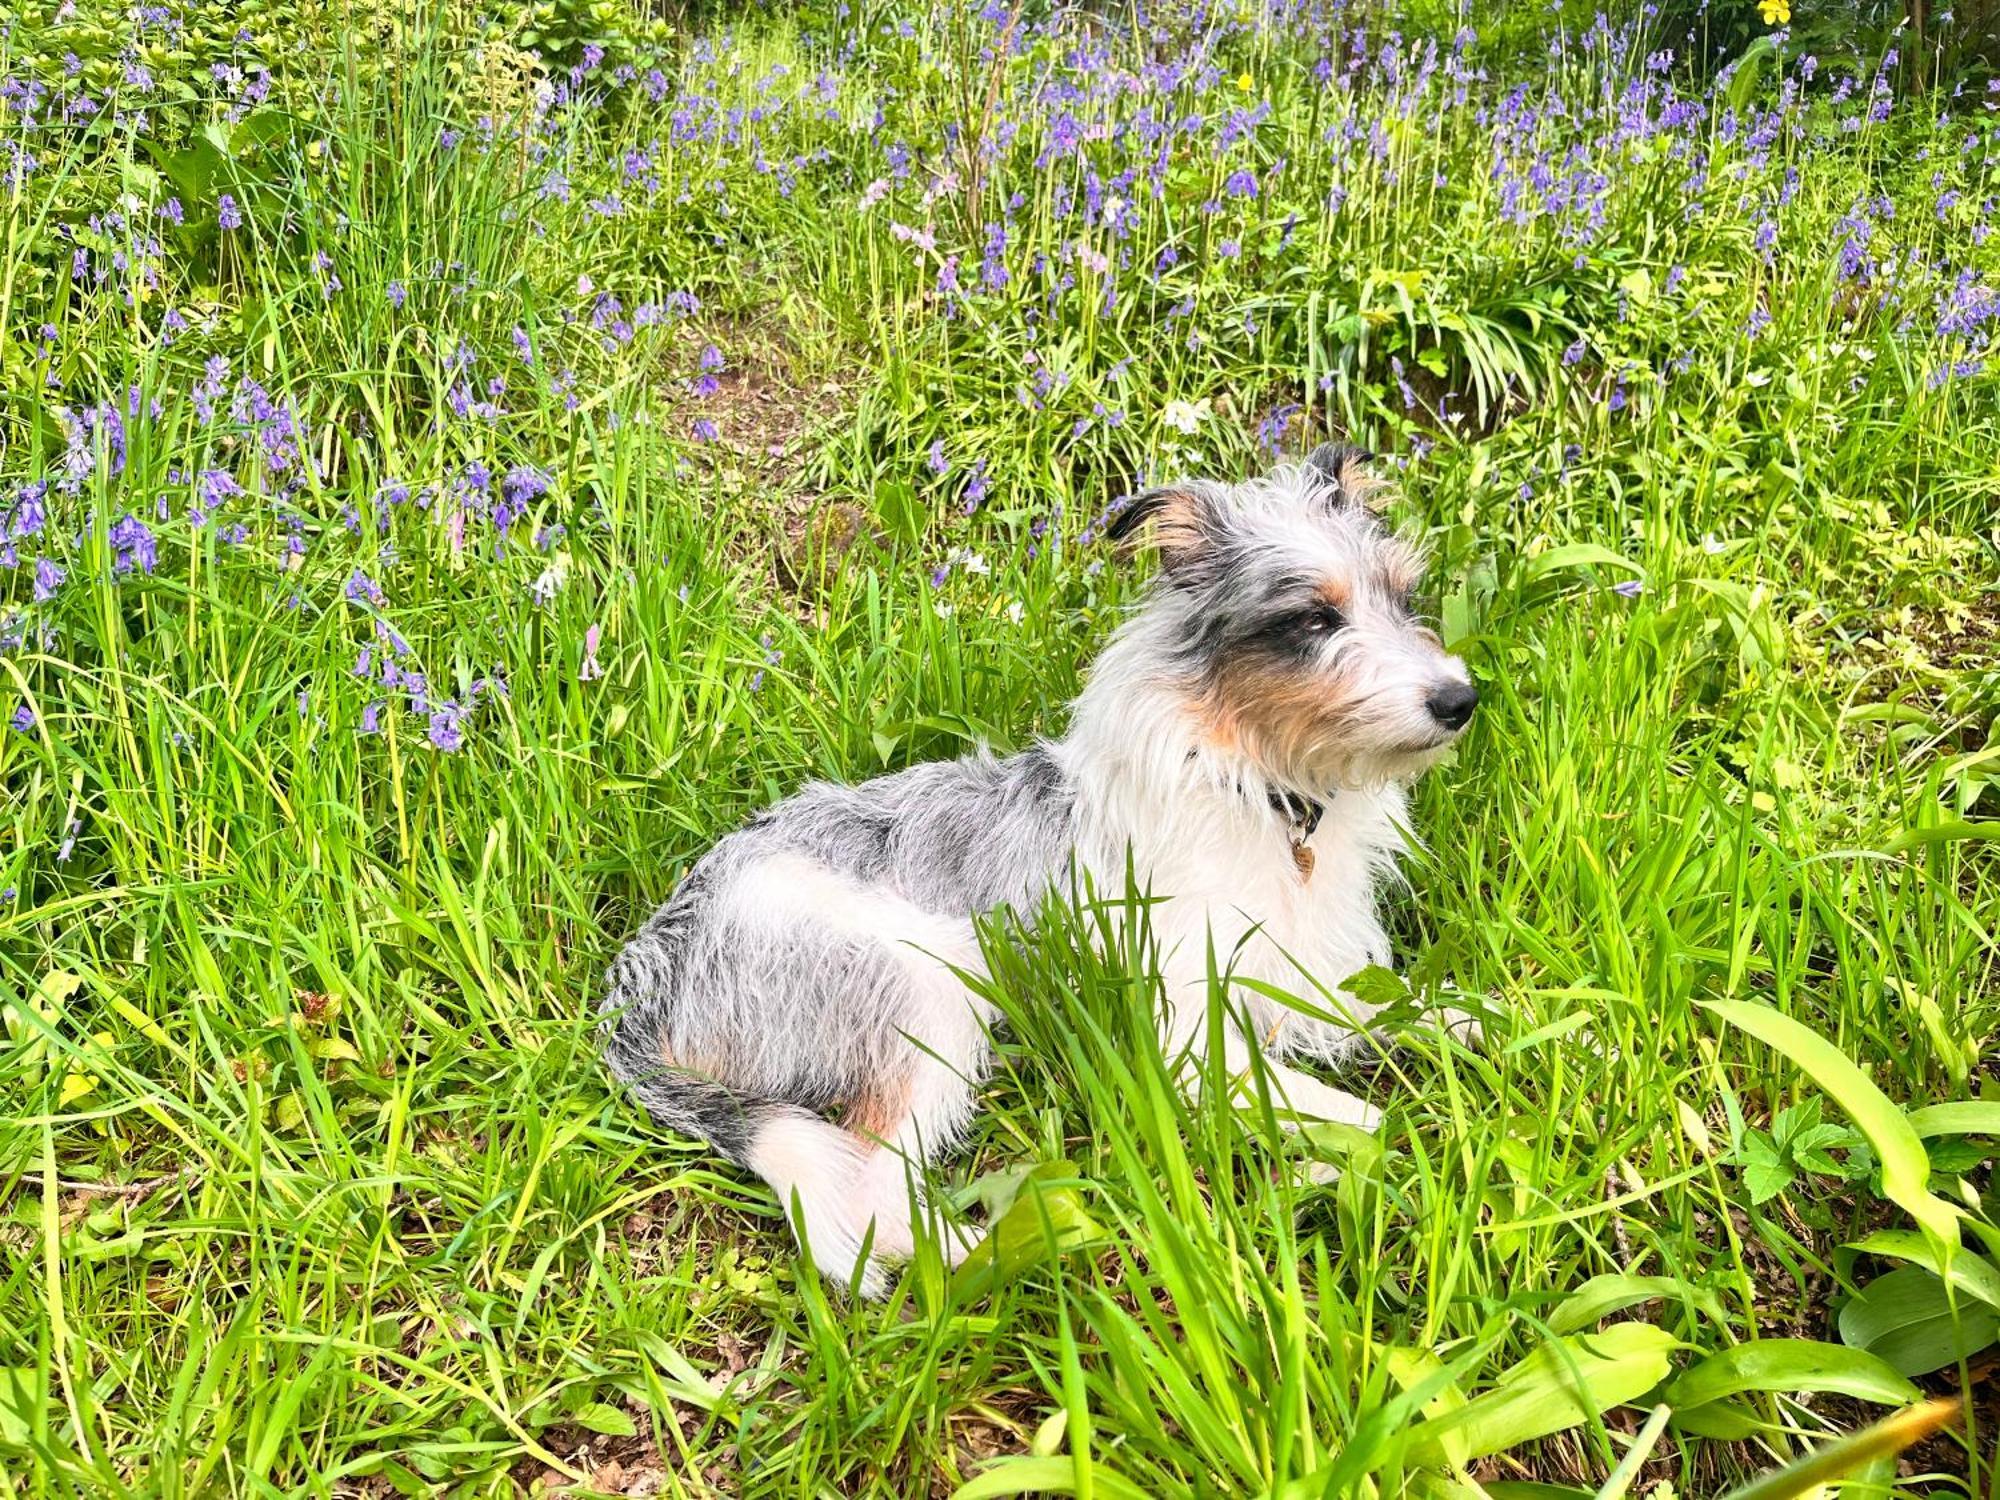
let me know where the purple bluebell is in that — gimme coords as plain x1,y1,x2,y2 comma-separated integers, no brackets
108,515,157,575
428,702,466,752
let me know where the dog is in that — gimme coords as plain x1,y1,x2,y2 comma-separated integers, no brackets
601,444,1477,1296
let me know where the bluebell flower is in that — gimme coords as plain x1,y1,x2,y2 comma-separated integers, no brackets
108,515,157,575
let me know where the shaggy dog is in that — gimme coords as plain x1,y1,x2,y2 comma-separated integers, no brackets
602,445,1476,1295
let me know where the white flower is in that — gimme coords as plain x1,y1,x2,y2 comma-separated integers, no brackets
531,552,572,604
1006,601,1024,624
858,177,890,210
1161,397,1212,434
951,548,989,576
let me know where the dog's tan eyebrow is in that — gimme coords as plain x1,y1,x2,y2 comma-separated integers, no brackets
1314,578,1353,612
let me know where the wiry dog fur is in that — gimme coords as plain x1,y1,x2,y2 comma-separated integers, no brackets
602,445,1477,1295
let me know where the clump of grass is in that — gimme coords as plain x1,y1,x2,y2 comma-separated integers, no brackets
0,0,1995,1493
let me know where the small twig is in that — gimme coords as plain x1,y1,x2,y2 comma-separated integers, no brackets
1604,1166,1635,1266
10,1169,189,1202
962,1,1025,224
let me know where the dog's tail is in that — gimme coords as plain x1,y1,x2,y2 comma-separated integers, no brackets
600,989,918,1296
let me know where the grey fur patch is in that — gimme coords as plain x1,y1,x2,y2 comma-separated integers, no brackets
601,745,1075,1150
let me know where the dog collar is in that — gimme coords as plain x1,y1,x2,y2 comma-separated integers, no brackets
1267,789,1326,882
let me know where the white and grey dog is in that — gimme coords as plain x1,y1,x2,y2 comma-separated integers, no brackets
602,445,1477,1295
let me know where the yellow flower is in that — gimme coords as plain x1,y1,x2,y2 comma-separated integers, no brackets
1236,71,1253,91
1758,0,1790,24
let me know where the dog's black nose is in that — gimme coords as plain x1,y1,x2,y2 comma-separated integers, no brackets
1427,681,1479,731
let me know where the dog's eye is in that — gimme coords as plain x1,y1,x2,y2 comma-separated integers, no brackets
1299,605,1345,636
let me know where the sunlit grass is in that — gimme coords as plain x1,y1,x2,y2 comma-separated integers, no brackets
0,0,1995,1493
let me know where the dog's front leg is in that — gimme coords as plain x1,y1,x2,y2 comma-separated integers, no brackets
1170,1010,1381,1131
1240,1046,1381,1131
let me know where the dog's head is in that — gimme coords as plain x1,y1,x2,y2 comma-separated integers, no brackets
1107,444,1476,792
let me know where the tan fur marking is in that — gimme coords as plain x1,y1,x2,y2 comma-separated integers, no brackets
1333,452,1390,511
1123,488,1210,570
1197,657,1368,787
842,1077,913,1143
659,1040,729,1077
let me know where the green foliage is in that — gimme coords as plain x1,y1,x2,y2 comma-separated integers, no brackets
1733,1096,1863,1204
0,0,1995,1493
488,0,673,72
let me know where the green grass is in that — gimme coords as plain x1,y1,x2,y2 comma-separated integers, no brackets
2,0,1998,1494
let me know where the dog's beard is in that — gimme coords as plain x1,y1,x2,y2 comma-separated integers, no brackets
1262,724,1462,794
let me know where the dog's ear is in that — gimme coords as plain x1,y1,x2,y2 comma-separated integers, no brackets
1304,443,1385,510
1106,483,1224,576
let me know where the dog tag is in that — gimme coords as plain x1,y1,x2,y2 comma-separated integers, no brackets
1291,840,1315,882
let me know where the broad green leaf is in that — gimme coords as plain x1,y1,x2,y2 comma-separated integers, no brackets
1664,1339,1918,1410
1788,1125,1853,1177
1546,1273,1723,1335
1725,35,1779,114
1740,1134,1791,1204
1883,820,2000,853
1716,1399,1959,1500
950,1164,1105,1303
569,1401,635,1437
950,1457,1151,1500
1699,1001,1958,1247
1029,1410,1066,1457
1380,1344,1471,1470
58,1069,97,1106
1837,1265,2000,1376
1406,1323,1678,1462
1907,1101,2000,1138
1337,964,1407,1008
0,1368,39,1444
1521,543,1643,584
1847,1230,2000,1310
1671,1400,1763,1440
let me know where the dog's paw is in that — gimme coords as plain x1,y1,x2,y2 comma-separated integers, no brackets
1278,1074,1381,1132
